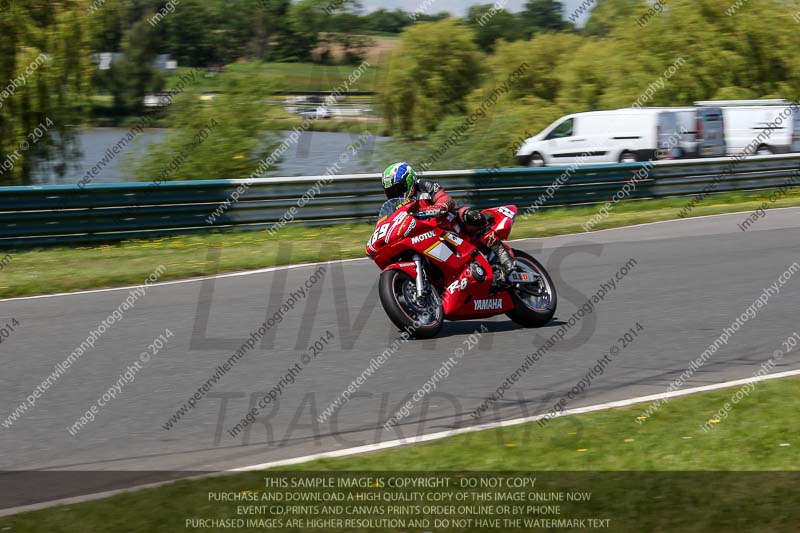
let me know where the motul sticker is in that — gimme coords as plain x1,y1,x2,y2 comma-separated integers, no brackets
474,298,503,311
412,231,436,244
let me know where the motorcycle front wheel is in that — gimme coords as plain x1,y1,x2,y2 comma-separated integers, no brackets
379,269,444,339
505,249,557,328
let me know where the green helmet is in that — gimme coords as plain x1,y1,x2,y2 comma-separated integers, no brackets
382,162,417,200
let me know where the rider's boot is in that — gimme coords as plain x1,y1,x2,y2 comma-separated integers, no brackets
476,226,516,281
492,243,516,279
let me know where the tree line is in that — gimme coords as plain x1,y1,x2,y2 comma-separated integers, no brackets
381,0,800,170
85,0,571,67
1,0,798,184
0,0,575,184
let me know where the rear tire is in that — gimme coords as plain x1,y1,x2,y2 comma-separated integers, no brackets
505,249,557,328
379,269,444,339
756,144,773,155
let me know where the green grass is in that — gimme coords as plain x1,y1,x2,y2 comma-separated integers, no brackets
163,62,385,94
2,376,798,532
2,187,799,299
257,62,384,93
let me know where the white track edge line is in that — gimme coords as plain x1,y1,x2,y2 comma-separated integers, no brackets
231,367,800,471
513,205,800,242
2,367,799,517
5,206,799,303
0,258,366,303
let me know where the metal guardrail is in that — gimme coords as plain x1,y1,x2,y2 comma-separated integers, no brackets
0,154,798,248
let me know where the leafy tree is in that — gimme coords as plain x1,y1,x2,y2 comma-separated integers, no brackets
520,0,572,36
602,0,800,104
128,67,282,181
583,0,644,36
467,5,526,52
105,19,164,114
205,0,260,63
487,33,582,101
288,0,364,63
88,0,133,53
555,37,625,110
0,0,92,184
380,19,484,137
415,11,451,23
711,86,759,100
363,9,412,33
383,96,565,171
158,0,219,67
246,0,314,62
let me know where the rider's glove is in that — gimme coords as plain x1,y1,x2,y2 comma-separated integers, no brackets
462,208,487,226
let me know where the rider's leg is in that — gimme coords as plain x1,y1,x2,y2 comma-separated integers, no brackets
492,243,515,277
457,206,516,277
484,233,515,278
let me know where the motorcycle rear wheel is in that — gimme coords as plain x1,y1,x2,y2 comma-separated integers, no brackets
505,249,557,327
379,269,444,339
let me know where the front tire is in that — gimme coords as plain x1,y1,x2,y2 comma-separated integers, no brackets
379,269,444,339
505,249,557,328
528,152,546,167
619,150,638,163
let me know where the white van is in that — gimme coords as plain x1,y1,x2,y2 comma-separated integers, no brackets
695,99,800,155
517,109,660,167
515,108,703,167
657,106,726,158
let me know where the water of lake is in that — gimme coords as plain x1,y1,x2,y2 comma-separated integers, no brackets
31,128,390,185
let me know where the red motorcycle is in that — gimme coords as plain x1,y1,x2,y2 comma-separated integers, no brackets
366,198,557,338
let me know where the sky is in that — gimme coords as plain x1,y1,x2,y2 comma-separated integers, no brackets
358,0,594,25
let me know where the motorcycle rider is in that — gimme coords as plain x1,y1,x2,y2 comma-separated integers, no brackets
381,162,516,278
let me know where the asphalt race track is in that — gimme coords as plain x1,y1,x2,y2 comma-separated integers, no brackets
2,208,800,508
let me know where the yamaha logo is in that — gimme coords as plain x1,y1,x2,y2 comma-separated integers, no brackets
474,298,503,311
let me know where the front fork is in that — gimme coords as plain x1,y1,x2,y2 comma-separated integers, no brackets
413,254,426,299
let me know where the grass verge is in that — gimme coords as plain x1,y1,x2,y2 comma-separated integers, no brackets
1,188,799,299
2,376,798,532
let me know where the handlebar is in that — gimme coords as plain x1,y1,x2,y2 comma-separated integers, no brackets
413,209,442,220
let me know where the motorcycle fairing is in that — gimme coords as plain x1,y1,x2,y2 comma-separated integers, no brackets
440,253,515,319
367,200,519,321
482,205,518,241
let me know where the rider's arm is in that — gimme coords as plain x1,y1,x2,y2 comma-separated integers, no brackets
418,179,455,214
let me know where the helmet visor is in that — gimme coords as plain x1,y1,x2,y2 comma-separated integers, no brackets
384,180,408,199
